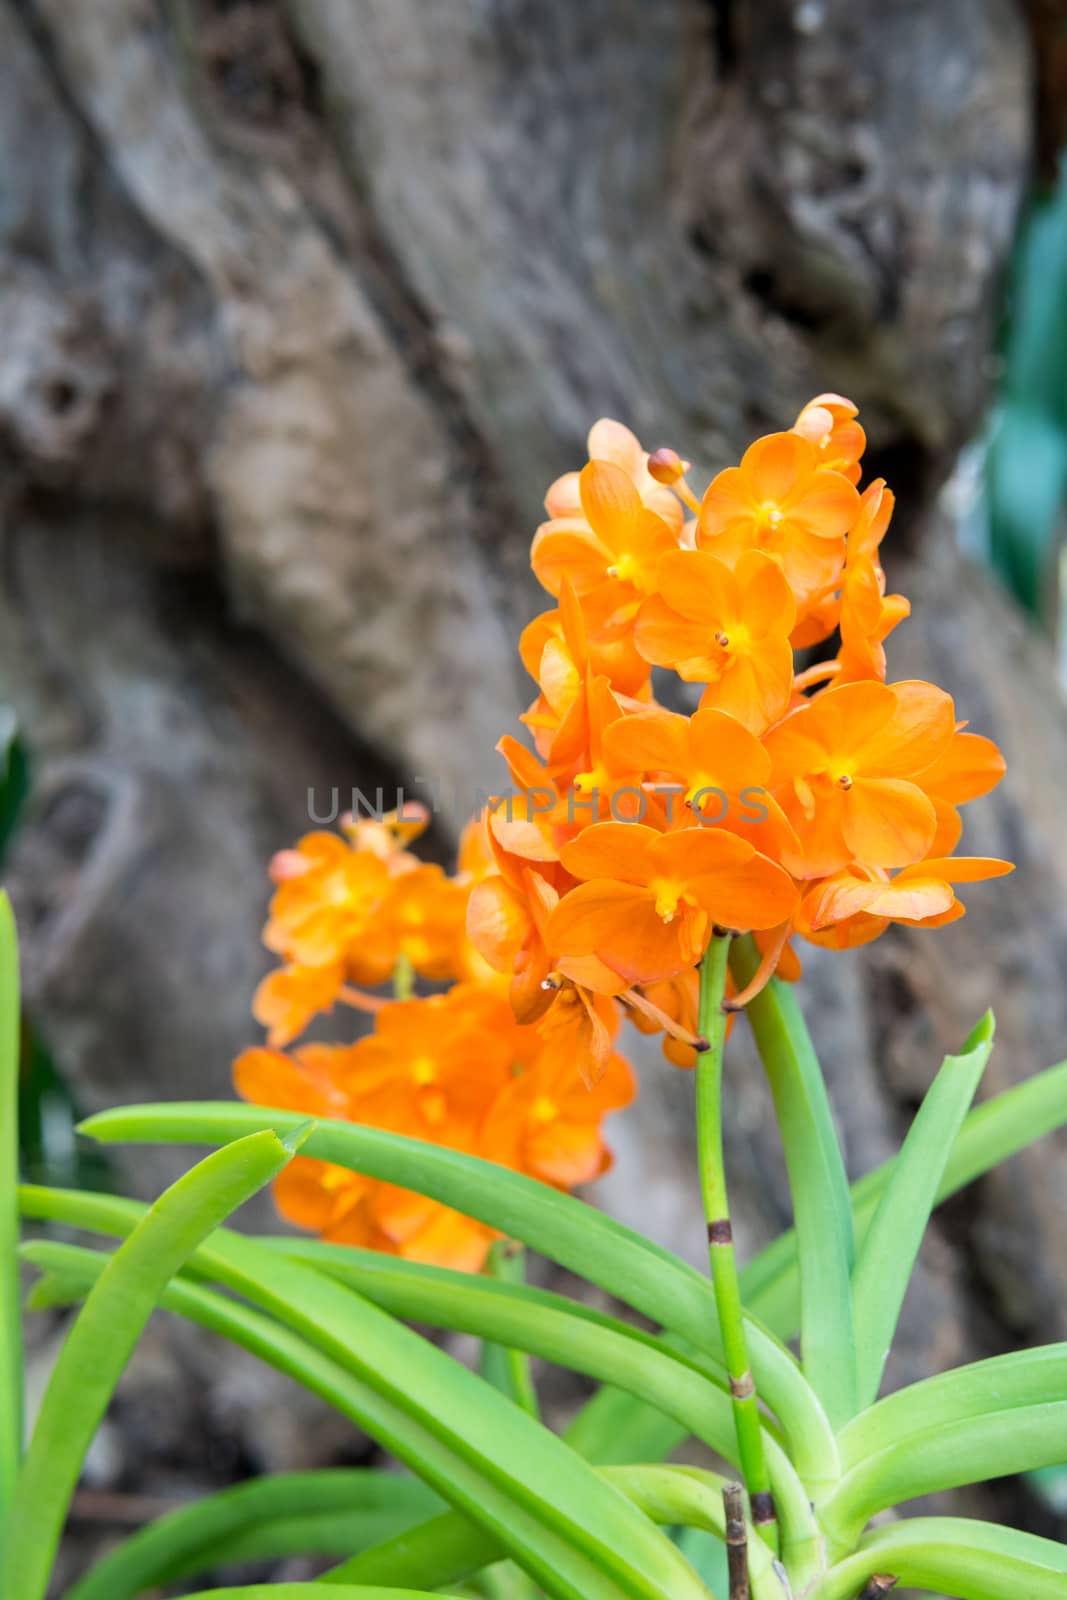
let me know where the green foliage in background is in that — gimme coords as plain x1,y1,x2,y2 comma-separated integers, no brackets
978,159,1067,621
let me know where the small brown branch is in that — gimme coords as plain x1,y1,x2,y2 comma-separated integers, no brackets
723,1482,750,1600
856,1578,897,1599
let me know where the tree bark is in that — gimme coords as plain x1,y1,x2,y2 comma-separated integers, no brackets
2,0,1060,1576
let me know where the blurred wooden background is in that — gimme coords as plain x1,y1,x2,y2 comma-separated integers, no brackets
2,0,1066,1587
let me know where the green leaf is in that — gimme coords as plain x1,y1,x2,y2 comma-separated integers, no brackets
739,1053,1067,1342
20,1235,712,1600
0,893,20,1547
562,1382,689,1467
730,940,856,1429
821,1515,1067,1600
850,1011,994,1409
838,1342,1067,1469
480,1243,540,1419
61,1470,442,1600
323,1506,499,1590
30,1244,636,1600
820,1403,1067,1551
0,713,28,869
74,1102,835,1489
331,1466,790,1600
168,1587,468,1599
2,1129,300,1600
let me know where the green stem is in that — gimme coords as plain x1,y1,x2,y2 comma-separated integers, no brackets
393,953,415,1001
696,933,776,1554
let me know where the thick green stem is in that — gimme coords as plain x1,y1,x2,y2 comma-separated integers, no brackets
696,933,777,1554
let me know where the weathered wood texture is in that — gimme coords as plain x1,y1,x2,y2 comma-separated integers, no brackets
2,0,1062,1577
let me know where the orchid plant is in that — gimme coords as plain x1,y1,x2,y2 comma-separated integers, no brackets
3,399,1066,1600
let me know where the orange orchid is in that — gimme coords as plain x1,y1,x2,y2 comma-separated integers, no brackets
796,854,1014,950
634,549,796,732
521,579,650,763
836,480,910,681
792,393,866,484
465,830,629,1084
484,1042,635,1188
544,418,685,536
600,705,800,867
766,679,956,877
263,831,396,980
697,429,859,611
372,863,470,982
548,823,798,986
252,960,347,1047
531,459,680,634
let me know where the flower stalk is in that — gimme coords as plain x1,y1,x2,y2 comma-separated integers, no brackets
696,931,777,1553
723,1481,751,1600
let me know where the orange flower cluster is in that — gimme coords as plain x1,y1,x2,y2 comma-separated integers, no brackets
469,395,1010,1058
235,807,634,1270
236,394,1011,1270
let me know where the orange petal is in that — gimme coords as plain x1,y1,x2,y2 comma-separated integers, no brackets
530,524,610,596
688,708,772,788
859,681,955,777
686,852,799,931
896,855,1014,885
843,778,937,867
741,431,817,501
579,459,641,543
560,821,662,886
547,881,692,985
466,876,530,971
602,709,689,778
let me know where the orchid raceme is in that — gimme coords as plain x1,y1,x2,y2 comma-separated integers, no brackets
234,397,1012,1272
8,402,1064,1600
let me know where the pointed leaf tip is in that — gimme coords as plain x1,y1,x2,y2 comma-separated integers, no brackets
962,1010,996,1053
281,1118,316,1155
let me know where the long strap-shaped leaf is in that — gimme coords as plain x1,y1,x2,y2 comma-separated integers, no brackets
59,1468,442,1600
23,1237,710,1600
17,1189,821,1531
1,1128,302,1600
0,894,20,1544
838,1342,1067,1468
850,1012,995,1409
331,1466,785,1600
562,1052,1067,1478
269,1239,820,1555
74,1102,830,1471
819,1402,1067,1552
170,1587,467,1599
27,1244,684,1600
741,1052,1067,1340
820,1516,1067,1600
25,1222,815,1549
730,941,857,1429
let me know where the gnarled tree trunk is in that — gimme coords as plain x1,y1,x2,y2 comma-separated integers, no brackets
2,0,1060,1583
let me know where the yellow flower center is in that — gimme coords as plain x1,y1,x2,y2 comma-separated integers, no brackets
609,551,639,583
574,765,608,796
531,1094,558,1125
651,877,690,923
411,1055,437,1086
